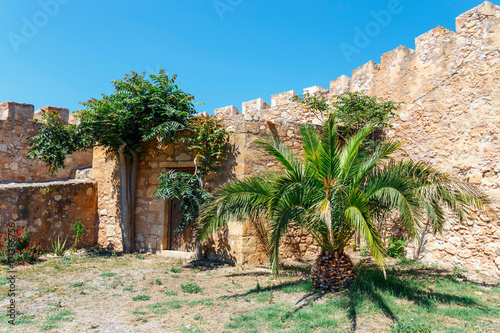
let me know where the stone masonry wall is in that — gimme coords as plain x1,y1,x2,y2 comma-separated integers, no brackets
0,102,93,183
134,139,197,252
91,148,122,250
0,180,98,250
93,137,232,254
213,2,500,281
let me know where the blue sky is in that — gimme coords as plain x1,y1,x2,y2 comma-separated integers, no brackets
0,0,495,114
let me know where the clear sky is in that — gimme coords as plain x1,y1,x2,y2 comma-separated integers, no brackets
0,0,496,114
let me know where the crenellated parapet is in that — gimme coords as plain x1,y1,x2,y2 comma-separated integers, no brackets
0,101,75,125
214,2,500,128
0,101,92,183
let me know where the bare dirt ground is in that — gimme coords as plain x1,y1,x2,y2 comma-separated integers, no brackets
1,249,499,333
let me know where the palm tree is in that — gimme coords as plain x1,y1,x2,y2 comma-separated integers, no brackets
197,115,488,290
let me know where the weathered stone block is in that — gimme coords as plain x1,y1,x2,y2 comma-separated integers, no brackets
0,101,34,122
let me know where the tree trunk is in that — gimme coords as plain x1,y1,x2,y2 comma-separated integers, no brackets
196,172,204,260
311,250,356,291
118,144,138,254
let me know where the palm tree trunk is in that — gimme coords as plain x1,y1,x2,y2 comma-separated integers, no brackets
311,249,356,291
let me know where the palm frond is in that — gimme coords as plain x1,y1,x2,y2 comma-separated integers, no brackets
338,125,374,182
197,172,276,240
344,190,386,267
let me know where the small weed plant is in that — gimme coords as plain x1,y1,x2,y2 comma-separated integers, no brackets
51,236,67,256
132,294,151,301
181,282,203,294
170,267,182,273
72,221,86,250
100,272,117,278
387,237,406,258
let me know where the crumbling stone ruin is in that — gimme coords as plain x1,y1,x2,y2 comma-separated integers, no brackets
0,2,499,283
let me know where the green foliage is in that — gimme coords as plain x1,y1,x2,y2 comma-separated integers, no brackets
27,111,87,174
164,290,178,296
292,91,400,136
28,70,196,173
132,294,151,301
0,227,42,264
387,237,406,259
332,91,400,133
360,244,371,257
51,236,67,256
154,115,231,231
181,282,203,294
154,170,211,231
134,252,145,260
183,115,232,176
100,272,117,278
198,112,488,275
72,221,85,249
170,267,183,273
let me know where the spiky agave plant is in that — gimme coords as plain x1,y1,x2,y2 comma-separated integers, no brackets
197,115,488,290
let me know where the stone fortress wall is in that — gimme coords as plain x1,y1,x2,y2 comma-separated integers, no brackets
0,1,498,283
0,102,92,183
212,1,500,282
0,102,95,249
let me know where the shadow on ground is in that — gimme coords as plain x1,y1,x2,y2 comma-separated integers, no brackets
220,261,495,331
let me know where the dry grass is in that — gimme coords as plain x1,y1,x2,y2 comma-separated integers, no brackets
0,250,499,332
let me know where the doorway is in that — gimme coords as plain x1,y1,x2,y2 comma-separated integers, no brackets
163,168,197,251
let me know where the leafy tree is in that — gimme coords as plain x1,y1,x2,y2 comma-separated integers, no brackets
197,114,488,291
28,70,196,253
154,116,232,233
293,91,400,137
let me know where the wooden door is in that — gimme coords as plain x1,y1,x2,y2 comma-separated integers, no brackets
163,168,196,251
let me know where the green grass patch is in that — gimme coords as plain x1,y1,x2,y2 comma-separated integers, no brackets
164,290,178,296
132,311,148,316
16,314,37,325
166,300,183,309
42,310,74,330
181,282,203,294
99,272,117,278
170,267,183,273
152,308,168,315
132,294,151,301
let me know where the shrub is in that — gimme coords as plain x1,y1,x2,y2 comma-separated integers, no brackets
181,282,203,294
387,237,406,259
0,226,42,264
